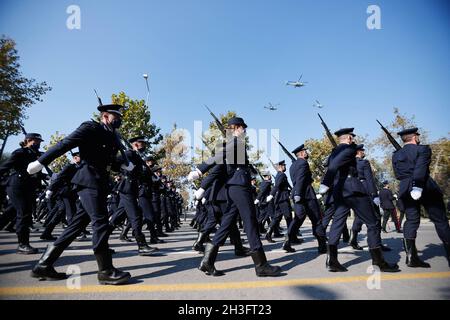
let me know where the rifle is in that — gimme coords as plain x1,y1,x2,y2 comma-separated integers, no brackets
318,113,337,148
19,124,53,177
376,120,402,151
94,89,130,166
204,105,226,138
272,135,295,162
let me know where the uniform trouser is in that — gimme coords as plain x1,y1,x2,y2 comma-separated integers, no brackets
321,204,335,230
160,197,170,228
113,193,144,237
6,186,34,245
382,208,400,231
257,204,269,223
402,194,450,243
43,198,66,234
399,211,405,227
268,200,292,230
288,199,325,240
328,195,382,249
151,195,162,231
138,195,157,224
201,202,221,234
54,187,111,253
197,205,208,226
63,196,77,224
0,202,16,230
351,216,364,233
212,185,262,251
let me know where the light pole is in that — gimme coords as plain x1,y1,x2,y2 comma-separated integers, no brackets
143,73,150,108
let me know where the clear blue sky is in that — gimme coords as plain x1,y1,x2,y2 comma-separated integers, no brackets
1,0,449,162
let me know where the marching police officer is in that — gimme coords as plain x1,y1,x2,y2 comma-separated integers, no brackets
109,136,158,255
0,132,47,254
265,160,292,243
28,103,131,284
392,127,450,267
255,172,273,234
40,151,81,240
319,128,399,272
282,144,327,253
379,181,401,233
188,117,282,277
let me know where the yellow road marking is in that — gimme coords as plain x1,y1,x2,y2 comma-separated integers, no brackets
1,271,449,296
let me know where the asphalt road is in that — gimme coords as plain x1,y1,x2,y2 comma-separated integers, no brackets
0,213,449,300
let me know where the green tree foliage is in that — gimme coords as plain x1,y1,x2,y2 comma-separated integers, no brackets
156,124,191,205
0,35,51,159
43,131,70,173
110,92,163,150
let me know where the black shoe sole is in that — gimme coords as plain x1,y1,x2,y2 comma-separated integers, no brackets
98,274,131,285
31,272,68,281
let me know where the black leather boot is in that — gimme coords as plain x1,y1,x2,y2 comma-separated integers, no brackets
349,230,363,250
198,243,224,276
229,228,251,257
95,250,131,285
31,244,67,280
326,245,347,272
192,232,208,253
317,235,327,254
251,248,282,277
282,237,296,253
342,226,350,243
403,238,430,268
119,225,132,242
135,233,158,256
17,233,38,254
370,247,400,272
264,227,275,243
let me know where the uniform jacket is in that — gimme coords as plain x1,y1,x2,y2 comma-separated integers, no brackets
322,143,368,199
379,188,395,210
197,137,256,188
0,147,44,190
356,158,378,198
257,180,272,204
270,171,291,203
39,120,121,190
289,158,317,201
48,162,79,197
392,144,442,198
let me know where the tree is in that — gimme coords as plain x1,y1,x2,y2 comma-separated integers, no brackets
156,124,192,205
0,35,52,159
43,132,70,173
110,92,163,151
304,134,334,188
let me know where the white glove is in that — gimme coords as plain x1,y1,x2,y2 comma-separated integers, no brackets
45,190,53,199
410,187,423,200
316,194,322,200
121,162,135,172
188,169,202,182
201,198,206,205
294,195,301,203
266,195,274,202
27,160,44,175
373,197,380,206
318,184,329,195
194,188,205,200
194,200,199,206
107,195,112,199
254,199,260,205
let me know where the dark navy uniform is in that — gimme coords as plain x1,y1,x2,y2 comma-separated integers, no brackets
256,178,273,228
0,144,44,252
284,154,326,253
321,128,398,272
322,143,382,249
31,115,132,284
379,186,400,232
392,132,450,266
193,117,281,277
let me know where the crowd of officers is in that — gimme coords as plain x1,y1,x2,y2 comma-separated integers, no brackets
0,103,449,285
